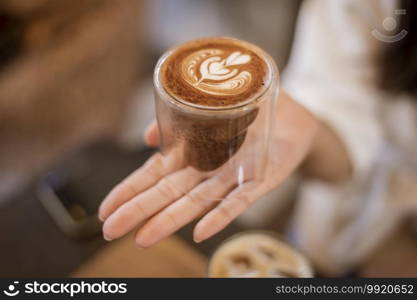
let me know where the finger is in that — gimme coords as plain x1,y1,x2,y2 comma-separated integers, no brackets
102,166,206,241
144,121,159,147
193,181,268,243
134,171,237,248
99,150,182,221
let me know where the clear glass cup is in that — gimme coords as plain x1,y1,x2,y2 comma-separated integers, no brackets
208,231,314,278
153,37,278,200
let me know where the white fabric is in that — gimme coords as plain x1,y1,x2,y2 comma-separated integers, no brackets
283,0,417,275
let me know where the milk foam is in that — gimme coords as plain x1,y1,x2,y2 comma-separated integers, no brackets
181,49,253,96
159,37,270,107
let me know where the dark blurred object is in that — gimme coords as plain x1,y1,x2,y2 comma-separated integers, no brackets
0,141,153,277
37,179,101,240
0,13,23,70
37,141,154,239
0,0,146,200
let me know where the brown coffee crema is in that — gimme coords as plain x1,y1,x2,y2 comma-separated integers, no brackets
161,38,269,107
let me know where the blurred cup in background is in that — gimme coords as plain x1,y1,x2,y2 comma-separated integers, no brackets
208,231,313,278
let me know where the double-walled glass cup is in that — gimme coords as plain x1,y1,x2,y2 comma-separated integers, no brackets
153,37,279,201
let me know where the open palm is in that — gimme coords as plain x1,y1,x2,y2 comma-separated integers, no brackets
99,91,318,247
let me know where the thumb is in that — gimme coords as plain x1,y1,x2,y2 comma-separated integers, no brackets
144,120,160,147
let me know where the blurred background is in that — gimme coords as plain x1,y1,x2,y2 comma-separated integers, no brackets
0,0,416,278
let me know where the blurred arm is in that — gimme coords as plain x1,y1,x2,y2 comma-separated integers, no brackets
301,120,352,182
278,91,353,183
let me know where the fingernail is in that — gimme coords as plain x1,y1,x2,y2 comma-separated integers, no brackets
194,232,208,243
103,234,113,242
193,237,202,243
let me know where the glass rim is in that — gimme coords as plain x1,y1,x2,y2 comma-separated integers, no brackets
154,36,279,113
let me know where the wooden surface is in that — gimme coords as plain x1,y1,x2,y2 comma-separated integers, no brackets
73,235,207,278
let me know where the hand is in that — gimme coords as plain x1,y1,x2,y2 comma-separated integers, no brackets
99,91,319,247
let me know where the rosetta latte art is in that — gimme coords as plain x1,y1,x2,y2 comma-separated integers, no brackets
181,49,252,96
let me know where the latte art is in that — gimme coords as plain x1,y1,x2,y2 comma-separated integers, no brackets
181,49,252,96
160,37,270,107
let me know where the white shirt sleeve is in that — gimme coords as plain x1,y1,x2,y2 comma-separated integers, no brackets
282,0,387,181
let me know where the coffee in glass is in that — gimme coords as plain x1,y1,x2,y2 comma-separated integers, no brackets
153,37,278,202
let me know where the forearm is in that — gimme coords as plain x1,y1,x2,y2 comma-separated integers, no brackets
278,91,352,183
301,120,352,183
